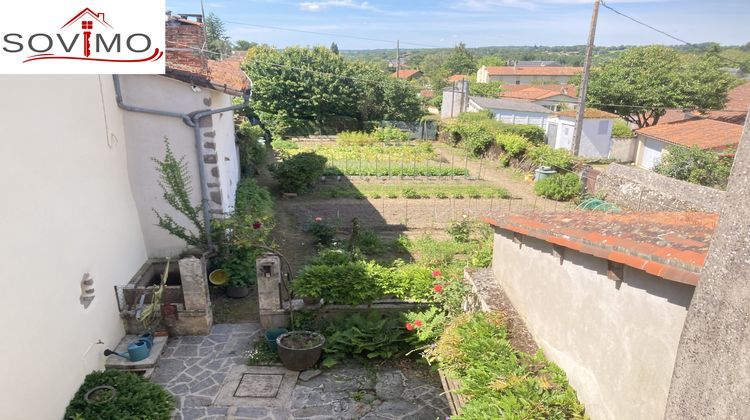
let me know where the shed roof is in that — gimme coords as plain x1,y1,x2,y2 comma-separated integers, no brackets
484,210,719,286
635,118,742,150
469,96,553,114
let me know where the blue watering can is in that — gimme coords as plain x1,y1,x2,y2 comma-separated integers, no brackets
104,333,153,362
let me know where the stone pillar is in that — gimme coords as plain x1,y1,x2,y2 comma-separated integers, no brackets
665,113,750,418
175,256,212,335
256,253,289,329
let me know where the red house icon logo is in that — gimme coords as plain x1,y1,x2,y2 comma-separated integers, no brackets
61,8,113,57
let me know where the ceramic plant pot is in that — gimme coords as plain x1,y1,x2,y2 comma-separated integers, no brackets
276,331,325,371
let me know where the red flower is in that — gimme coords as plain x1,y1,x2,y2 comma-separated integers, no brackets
414,320,423,328
432,270,442,278
252,221,262,230
434,284,443,293
405,322,414,331
314,217,323,222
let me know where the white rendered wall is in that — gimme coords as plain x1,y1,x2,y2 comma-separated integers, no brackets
491,229,694,420
0,75,148,420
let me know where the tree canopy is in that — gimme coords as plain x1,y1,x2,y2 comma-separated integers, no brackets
242,45,423,137
582,45,737,127
469,81,504,98
234,40,255,51
205,12,232,59
444,42,478,76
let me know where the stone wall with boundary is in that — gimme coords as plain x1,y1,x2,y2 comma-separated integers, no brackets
594,163,726,212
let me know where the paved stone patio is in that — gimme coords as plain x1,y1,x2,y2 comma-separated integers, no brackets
152,323,451,419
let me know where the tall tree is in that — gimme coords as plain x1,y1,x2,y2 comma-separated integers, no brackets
583,45,737,127
444,42,477,76
204,12,232,59
242,46,423,137
234,40,255,51
330,42,339,55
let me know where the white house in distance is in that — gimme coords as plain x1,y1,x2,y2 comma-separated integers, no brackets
0,13,248,420
477,64,582,84
441,80,553,127
482,210,716,420
634,118,742,169
468,96,553,128
546,108,618,158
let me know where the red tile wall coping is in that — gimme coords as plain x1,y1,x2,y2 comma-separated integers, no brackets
483,211,719,286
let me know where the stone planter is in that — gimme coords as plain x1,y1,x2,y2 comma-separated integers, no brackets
226,285,250,298
276,331,325,371
118,256,212,336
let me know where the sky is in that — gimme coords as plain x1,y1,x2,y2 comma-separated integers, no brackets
165,0,750,50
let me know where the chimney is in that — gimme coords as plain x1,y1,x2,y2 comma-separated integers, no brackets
165,14,208,74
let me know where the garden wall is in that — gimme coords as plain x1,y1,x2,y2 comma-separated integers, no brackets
594,163,726,212
489,228,695,420
607,137,637,163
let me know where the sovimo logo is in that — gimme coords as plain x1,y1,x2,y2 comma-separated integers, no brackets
1,1,165,74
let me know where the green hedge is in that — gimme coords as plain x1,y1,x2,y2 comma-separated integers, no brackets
272,152,327,193
442,115,546,156
534,172,582,201
65,370,174,420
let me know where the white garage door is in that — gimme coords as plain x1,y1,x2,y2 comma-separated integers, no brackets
640,138,664,169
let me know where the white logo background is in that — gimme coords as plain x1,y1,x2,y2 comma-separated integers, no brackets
0,0,165,74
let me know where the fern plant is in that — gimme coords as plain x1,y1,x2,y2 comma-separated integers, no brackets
152,138,206,248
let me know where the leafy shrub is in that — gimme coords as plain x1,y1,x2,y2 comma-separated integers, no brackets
447,217,472,243
234,178,273,226
272,152,327,193
527,144,576,171
402,187,421,199
322,311,411,367
355,229,382,254
379,262,436,302
498,124,546,144
65,370,174,420
428,312,585,419
457,109,494,122
337,131,376,146
654,145,732,189
611,119,634,138
309,217,336,246
373,125,410,143
496,133,532,157
293,261,385,305
534,172,582,201
236,121,267,175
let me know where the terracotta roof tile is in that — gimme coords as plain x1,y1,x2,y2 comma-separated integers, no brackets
635,118,742,150
501,84,578,100
391,69,421,79
484,66,582,76
207,53,249,93
708,82,750,125
556,108,618,119
483,210,719,286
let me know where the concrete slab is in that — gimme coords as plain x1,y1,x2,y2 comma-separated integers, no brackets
214,365,298,410
105,335,168,369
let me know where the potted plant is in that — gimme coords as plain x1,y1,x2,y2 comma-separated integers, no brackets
276,331,325,371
